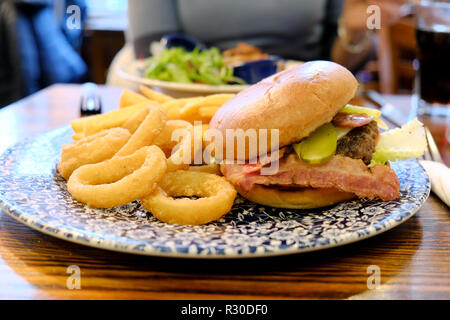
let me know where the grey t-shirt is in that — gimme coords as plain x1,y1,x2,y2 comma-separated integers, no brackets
128,0,343,61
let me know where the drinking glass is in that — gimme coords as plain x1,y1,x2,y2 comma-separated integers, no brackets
415,0,450,116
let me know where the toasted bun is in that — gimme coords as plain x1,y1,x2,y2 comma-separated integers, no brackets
209,61,358,161
236,185,356,209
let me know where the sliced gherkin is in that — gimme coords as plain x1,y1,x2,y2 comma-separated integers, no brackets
293,123,337,164
340,104,382,118
335,126,352,140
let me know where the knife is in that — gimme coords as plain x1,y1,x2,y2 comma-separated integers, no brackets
364,90,406,128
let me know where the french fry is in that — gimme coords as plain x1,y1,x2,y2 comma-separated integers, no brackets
178,100,205,117
161,97,204,120
119,89,153,108
161,97,203,111
179,94,234,117
139,85,174,103
198,106,220,118
71,102,149,135
202,93,235,105
72,132,85,140
71,118,86,133
165,106,182,120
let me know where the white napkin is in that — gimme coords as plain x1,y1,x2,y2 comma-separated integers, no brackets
419,160,450,207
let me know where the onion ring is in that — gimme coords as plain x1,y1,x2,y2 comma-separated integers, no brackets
68,146,167,208
121,106,150,134
153,119,193,152
141,171,237,225
58,127,131,180
115,106,167,157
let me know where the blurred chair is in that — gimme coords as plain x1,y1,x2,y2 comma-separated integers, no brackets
0,0,23,108
362,15,417,94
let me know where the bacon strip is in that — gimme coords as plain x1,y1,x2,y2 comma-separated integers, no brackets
236,147,288,175
332,112,373,128
222,154,400,201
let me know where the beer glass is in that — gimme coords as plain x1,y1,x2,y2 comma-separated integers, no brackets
415,0,450,116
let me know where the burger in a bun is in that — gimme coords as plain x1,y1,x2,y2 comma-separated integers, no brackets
209,61,425,209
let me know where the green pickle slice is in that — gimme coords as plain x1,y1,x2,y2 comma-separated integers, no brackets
293,123,337,164
340,104,381,118
335,126,352,140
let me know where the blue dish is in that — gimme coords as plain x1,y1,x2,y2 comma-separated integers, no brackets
160,33,281,84
233,56,281,84
160,33,206,51
0,126,430,258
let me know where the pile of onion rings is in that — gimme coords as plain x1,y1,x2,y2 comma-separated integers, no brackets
58,88,237,225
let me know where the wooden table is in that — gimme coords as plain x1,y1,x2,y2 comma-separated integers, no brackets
0,84,448,300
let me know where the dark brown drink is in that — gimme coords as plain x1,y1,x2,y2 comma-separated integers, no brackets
416,28,450,105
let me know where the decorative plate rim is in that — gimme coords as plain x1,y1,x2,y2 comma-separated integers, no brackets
0,126,431,259
0,199,425,259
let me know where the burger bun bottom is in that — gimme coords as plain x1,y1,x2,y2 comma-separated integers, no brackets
236,185,356,209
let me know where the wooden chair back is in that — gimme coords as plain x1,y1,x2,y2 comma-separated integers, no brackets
376,15,417,94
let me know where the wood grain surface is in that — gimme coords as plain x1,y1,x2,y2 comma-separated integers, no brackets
0,84,448,300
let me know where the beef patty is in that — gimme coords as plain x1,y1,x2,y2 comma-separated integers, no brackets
336,120,379,164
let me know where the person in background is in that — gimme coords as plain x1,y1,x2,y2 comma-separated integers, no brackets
332,0,409,71
126,0,407,73
0,0,88,108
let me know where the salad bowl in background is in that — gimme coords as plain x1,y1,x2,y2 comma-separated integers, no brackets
118,54,302,98
118,59,249,97
117,33,302,97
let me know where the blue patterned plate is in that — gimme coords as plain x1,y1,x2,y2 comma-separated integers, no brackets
0,126,430,258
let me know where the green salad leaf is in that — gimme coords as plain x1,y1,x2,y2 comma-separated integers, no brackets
144,47,246,85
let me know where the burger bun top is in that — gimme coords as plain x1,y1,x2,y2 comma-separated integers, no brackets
209,60,359,160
